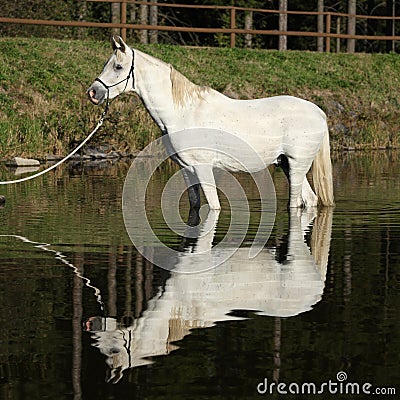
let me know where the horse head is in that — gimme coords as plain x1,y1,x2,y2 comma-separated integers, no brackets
87,36,135,105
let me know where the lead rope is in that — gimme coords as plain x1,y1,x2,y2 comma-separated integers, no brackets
0,98,110,185
0,234,106,313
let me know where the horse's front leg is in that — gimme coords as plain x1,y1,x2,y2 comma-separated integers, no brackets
192,164,221,210
181,168,201,209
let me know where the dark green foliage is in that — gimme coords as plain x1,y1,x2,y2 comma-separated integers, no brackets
0,1,398,52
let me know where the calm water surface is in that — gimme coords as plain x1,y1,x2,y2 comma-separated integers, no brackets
0,152,399,400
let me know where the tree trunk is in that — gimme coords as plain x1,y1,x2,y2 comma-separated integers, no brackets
386,0,395,52
77,0,87,39
245,11,253,48
279,0,288,51
111,2,121,37
347,0,356,53
336,17,341,53
140,4,148,44
317,0,324,52
127,4,137,41
130,3,137,23
149,1,158,44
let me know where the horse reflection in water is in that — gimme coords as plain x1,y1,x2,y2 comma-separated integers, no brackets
85,208,332,382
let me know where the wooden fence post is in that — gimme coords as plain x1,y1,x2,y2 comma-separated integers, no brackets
325,13,331,53
121,1,127,42
230,8,236,48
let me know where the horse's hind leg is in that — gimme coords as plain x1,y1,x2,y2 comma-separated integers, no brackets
277,155,303,208
277,154,297,208
301,177,318,208
278,154,318,208
277,155,316,208
287,157,314,208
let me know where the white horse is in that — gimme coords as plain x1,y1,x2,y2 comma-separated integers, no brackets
88,37,334,209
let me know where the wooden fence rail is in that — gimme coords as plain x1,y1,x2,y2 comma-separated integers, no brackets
0,0,399,52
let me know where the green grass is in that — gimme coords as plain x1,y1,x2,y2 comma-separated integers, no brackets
0,37,399,157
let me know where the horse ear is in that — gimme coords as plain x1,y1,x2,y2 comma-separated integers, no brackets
111,36,127,53
111,36,120,51
117,36,127,53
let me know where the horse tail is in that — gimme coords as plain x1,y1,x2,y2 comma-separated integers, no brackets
312,128,335,207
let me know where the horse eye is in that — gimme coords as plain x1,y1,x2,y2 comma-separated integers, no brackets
115,64,123,70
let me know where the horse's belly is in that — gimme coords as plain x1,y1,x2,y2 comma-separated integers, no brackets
165,127,276,173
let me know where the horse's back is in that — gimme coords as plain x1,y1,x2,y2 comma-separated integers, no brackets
199,93,327,163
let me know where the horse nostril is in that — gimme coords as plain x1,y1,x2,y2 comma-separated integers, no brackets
88,88,100,105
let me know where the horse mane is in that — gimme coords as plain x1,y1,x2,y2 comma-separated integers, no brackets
170,67,209,108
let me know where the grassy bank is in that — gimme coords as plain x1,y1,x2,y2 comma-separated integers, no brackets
0,37,399,158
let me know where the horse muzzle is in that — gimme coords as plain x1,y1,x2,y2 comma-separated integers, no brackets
87,83,106,105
